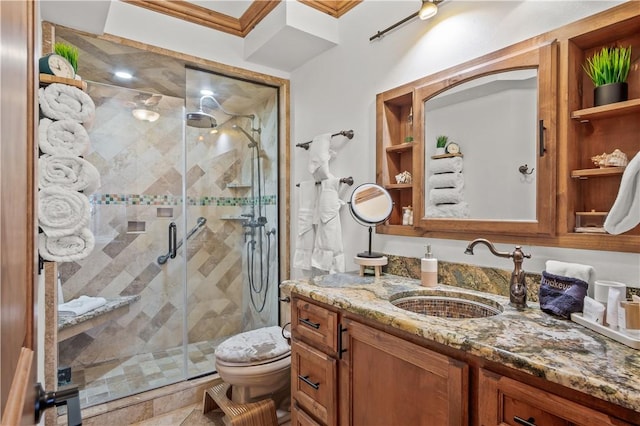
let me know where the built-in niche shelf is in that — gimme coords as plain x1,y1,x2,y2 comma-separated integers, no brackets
571,167,625,179
385,143,414,154
571,98,640,121
385,183,413,190
226,183,251,189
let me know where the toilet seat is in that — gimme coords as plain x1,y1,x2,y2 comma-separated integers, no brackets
215,326,291,367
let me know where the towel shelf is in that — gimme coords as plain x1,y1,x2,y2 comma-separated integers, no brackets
39,73,86,90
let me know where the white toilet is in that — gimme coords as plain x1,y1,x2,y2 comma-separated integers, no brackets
214,326,291,420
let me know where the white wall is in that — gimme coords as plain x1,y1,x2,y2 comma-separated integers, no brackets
289,0,640,287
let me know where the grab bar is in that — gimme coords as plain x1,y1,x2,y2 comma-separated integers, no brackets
157,217,207,265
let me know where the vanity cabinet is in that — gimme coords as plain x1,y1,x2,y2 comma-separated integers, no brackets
477,369,633,426
290,294,637,426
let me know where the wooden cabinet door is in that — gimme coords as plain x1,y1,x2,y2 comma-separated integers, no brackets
0,1,38,425
339,318,468,426
477,368,632,426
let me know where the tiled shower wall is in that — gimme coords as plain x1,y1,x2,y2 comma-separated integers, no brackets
58,82,279,373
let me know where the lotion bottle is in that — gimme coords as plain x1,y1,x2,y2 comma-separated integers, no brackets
421,245,438,287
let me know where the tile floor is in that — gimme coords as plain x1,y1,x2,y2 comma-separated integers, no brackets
70,338,225,407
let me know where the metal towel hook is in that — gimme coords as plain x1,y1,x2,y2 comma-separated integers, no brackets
518,164,535,175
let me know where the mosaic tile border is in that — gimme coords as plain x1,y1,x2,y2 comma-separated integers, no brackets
89,194,276,207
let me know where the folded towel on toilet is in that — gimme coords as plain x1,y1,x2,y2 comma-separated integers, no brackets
39,83,95,123
38,186,91,237
58,295,106,316
426,202,470,218
428,172,464,189
38,118,90,157
39,155,101,193
430,156,463,174
604,152,640,235
430,186,464,205
39,227,95,262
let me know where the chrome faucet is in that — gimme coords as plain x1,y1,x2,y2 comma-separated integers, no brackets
464,238,531,310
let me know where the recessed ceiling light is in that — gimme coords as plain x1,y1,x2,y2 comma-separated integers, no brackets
115,71,133,79
200,89,213,96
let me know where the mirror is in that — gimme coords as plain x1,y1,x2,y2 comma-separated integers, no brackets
411,43,556,237
349,183,393,258
424,69,538,220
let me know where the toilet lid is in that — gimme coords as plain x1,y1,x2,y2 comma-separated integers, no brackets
215,326,290,364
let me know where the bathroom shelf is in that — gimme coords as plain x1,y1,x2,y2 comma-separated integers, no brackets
570,167,625,179
386,143,414,154
570,98,640,121
384,183,413,190
431,153,463,160
39,73,86,90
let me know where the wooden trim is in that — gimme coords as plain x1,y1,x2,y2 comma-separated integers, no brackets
123,0,280,38
297,0,362,18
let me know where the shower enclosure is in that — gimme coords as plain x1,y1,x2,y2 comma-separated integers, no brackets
57,67,279,408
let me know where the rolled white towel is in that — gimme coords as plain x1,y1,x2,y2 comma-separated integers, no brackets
39,155,100,193
39,83,95,123
426,202,470,218
38,118,90,156
604,152,640,235
58,294,106,316
39,227,95,262
430,156,463,174
428,172,464,189
430,186,464,205
38,186,90,237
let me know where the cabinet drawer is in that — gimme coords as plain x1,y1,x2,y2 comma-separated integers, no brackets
478,368,632,426
292,298,338,354
291,402,324,426
291,341,337,426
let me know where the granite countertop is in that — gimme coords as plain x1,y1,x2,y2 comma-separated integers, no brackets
281,273,640,413
58,295,140,330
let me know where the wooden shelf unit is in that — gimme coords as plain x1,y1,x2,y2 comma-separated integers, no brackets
562,12,640,242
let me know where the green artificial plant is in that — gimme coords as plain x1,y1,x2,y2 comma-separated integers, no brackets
583,45,632,87
54,42,79,73
436,135,448,148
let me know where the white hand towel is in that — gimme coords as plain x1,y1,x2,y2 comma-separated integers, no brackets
58,295,106,316
604,152,640,235
430,186,464,205
428,172,464,189
39,227,95,262
39,83,96,123
546,260,596,298
293,181,318,271
39,155,101,193
430,156,463,174
312,178,345,273
308,133,335,181
426,202,470,218
38,186,91,237
38,118,90,157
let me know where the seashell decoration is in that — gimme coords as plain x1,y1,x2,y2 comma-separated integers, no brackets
591,149,628,168
395,170,412,184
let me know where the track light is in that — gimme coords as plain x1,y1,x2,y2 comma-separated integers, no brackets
419,0,439,20
370,0,444,41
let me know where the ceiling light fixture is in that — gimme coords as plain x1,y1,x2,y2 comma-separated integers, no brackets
370,0,444,41
115,71,133,79
200,89,213,96
132,108,160,122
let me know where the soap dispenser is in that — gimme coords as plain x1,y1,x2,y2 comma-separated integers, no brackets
421,245,438,287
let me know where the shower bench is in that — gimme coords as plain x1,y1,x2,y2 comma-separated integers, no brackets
57,295,140,341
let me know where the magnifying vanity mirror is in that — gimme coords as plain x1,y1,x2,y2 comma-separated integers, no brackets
349,183,393,258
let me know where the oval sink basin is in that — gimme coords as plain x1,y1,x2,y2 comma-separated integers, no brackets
390,290,503,319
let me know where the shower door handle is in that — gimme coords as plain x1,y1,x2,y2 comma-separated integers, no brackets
169,222,177,259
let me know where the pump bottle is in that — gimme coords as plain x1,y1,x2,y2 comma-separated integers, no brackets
421,245,438,287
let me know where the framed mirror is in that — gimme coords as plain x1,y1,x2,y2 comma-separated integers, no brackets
349,183,393,257
415,43,557,237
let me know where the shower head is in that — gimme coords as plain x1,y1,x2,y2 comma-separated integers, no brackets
186,109,217,128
